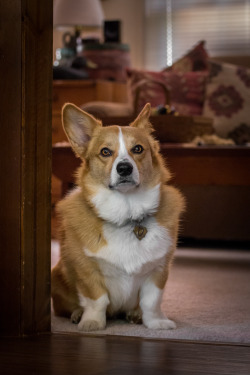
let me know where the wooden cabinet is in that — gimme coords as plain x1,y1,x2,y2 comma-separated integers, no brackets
53,80,96,111
52,80,128,143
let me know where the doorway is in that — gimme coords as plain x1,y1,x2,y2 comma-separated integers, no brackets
0,0,52,336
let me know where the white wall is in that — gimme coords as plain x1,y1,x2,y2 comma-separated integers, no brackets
102,0,145,69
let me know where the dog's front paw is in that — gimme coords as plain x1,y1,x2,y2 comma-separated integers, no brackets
78,317,106,332
144,318,176,330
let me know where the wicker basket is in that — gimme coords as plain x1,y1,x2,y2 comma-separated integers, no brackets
102,115,214,143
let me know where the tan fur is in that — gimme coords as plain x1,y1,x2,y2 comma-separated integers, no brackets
51,103,185,330
153,185,184,289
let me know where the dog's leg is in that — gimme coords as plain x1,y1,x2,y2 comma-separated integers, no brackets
51,261,80,318
77,293,109,331
139,277,176,330
71,307,83,324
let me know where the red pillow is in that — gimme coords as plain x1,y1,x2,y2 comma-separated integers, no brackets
163,41,209,72
127,68,208,116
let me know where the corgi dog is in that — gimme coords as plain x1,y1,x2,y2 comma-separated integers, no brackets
52,103,184,331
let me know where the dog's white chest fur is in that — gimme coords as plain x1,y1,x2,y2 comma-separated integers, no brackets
87,183,171,274
85,218,171,312
98,218,170,272
84,183,172,312
91,184,161,226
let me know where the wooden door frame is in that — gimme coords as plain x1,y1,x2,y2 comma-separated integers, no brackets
0,0,52,336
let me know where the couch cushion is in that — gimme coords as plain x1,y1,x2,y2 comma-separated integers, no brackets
202,61,250,137
80,101,133,118
127,68,208,116
163,41,209,72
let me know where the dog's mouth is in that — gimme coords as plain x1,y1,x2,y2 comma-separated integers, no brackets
109,178,139,191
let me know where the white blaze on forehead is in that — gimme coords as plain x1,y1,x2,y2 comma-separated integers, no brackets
109,127,140,189
118,127,129,159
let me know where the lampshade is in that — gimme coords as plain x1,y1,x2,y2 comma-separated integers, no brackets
53,0,104,28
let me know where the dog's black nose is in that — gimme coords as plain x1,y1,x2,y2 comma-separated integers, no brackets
116,161,133,177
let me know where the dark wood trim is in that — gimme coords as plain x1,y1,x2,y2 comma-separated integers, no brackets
0,0,22,336
0,0,52,336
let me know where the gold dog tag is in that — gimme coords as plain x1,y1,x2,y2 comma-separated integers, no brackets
133,224,147,240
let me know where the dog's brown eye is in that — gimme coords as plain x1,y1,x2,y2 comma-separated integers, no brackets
100,147,112,157
132,145,144,154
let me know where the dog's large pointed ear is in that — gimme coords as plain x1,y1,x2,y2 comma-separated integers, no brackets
130,103,153,132
62,103,102,157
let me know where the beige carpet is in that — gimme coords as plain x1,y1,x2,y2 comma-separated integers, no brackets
51,241,250,344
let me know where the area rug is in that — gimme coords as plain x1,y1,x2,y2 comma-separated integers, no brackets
51,241,250,344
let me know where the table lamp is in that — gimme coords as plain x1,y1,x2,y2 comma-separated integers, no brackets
54,0,104,51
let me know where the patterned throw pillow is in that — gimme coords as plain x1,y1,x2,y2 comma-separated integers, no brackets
127,68,208,116
163,41,209,72
202,61,250,137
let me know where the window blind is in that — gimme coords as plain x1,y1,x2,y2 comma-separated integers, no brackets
144,0,168,70
144,0,250,70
